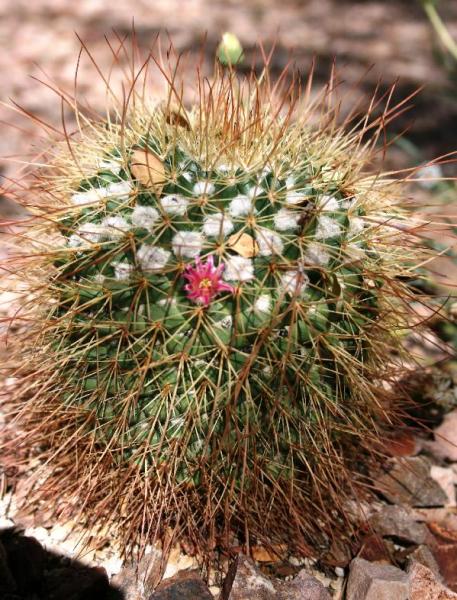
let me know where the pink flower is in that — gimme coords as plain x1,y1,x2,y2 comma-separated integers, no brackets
183,255,234,306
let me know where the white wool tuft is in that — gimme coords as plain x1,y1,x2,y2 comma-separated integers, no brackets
280,269,309,296
172,231,204,258
315,216,342,239
106,180,132,201
71,188,109,206
193,181,216,196
347,217,365,238
218,315,233,329
274,208,300,231
319,195,339,211
285,191,307,205
137,245,171,271
304,242,331,266
71,180,132,206
100,216,131,239
223,256,254,282
68,222,106,246
228,194,255,217
256,229,284,256
254,294,272,314
160,194,189,216
113,261,134,281
203,213,234,237
131,205,160,231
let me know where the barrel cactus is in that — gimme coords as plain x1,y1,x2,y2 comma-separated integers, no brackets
5,47,423,559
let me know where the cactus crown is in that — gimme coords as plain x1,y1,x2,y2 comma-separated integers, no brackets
5,42,422,560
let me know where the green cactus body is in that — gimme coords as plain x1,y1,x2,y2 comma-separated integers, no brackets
7,56,422,557
52,139,379,478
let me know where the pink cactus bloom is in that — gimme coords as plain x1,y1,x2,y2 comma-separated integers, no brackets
183,255,234,306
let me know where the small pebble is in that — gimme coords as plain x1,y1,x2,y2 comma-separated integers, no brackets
335,566,345,577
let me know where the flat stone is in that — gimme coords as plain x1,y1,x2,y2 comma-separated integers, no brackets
150,569,213,599
375,457,448,507
408,562,457,599
346,558,408,600
370,505,429,544
221,555,331,600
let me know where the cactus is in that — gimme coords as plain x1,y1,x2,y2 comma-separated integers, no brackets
4,43,425,559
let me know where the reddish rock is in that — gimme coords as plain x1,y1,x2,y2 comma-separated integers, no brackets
346,558,408,600
429,521,457,544
408,562,457,600
429,541,457,591
150,570,213,600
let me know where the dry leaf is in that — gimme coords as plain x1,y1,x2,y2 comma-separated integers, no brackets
130,149,166,195
227,232,259,257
